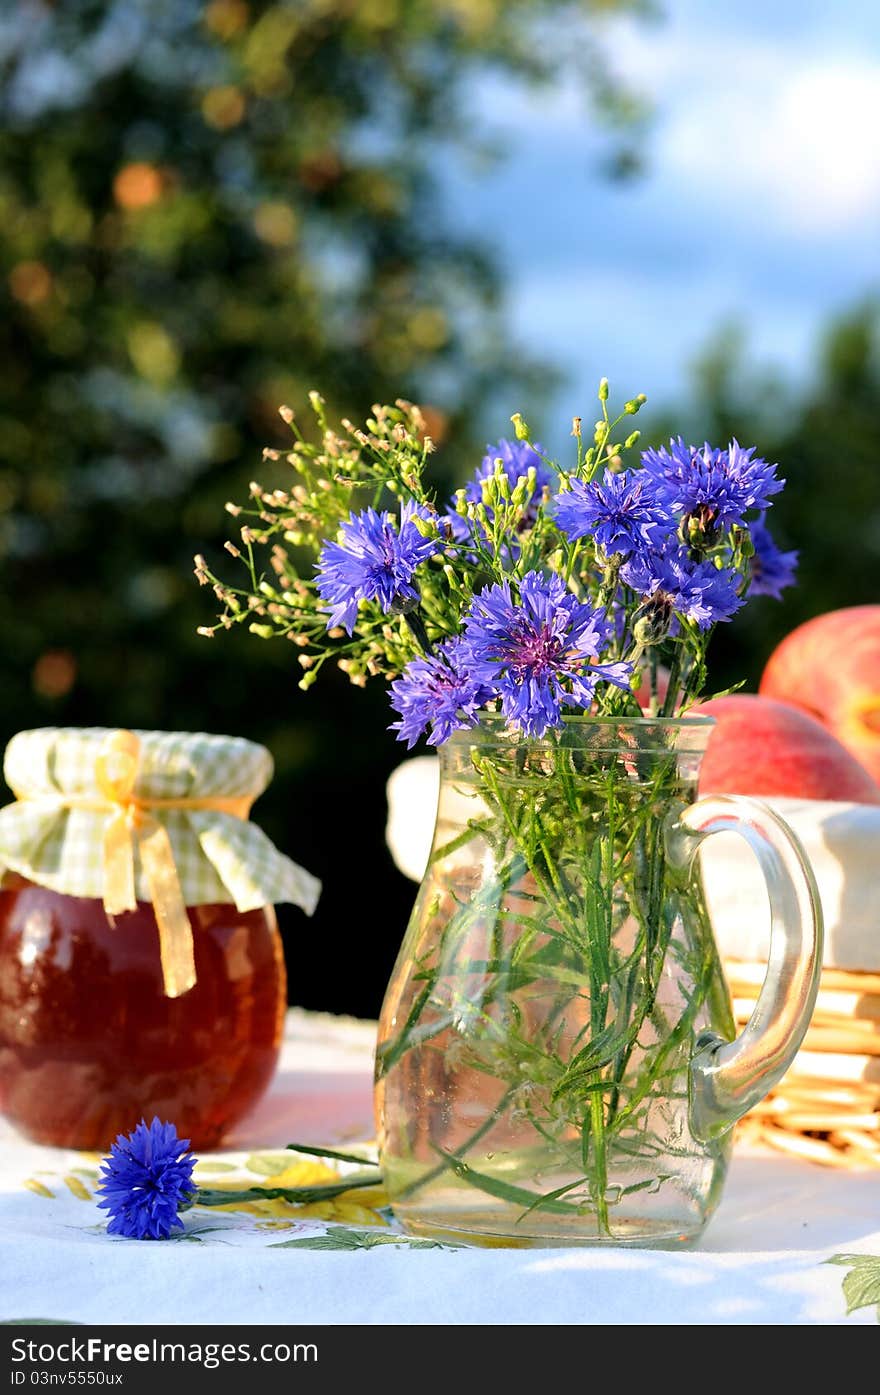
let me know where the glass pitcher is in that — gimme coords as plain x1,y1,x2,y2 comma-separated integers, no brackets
375,716,822,1247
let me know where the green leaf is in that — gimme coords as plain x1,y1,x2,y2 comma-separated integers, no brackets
430,1146,580,1215
174,1223,235,1242
619,1175,666,1196
551,1016,643,1101
827,1254,880,1319
285,1142,380,1168
270,1227,447,1251
841,1267,880,1318
516,1176,589,1223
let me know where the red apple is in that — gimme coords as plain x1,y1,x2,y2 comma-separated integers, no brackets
759,606,880,784
693,694,880,803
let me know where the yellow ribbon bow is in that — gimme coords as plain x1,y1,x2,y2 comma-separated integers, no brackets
95,730,196,998
92,730,253,999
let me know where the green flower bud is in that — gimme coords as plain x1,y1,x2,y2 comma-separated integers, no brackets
248,623,275,639
632,614,663,648
494,462,511,500
510,465,537,511
624,394,647,415
632,597,673,646
624,430,641,449
442,563,462,590
598,377,609,402
510,412,531,442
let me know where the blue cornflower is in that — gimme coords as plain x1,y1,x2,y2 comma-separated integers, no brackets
445,438,556,544
622,548,743,632
315,503,436,633
96,1118,196,1240
641,437,783,533
462,570,632,738
389,637,494,748
553,470,668,558
748,514,798,599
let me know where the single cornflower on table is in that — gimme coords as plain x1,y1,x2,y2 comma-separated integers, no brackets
97,1119,385,1240
97,1118,197,1240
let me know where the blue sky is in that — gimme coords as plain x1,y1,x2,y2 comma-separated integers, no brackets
443,0,880,435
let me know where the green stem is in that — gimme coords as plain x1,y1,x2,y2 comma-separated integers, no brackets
395,1085,519,1202
377,841,533,1075
429,1147,582,1216
196,1174,382,1209
648,647,660,717
589,1090,610,1234
660,647,683,717
404,607,433,655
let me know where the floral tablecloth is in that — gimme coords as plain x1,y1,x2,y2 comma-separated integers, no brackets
1,1009,878,1326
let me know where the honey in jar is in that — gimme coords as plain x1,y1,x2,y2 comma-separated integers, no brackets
0,727,320,1150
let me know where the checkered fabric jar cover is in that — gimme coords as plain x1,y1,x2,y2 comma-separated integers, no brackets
0,727,321,915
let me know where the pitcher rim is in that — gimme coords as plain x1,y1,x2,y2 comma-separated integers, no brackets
448,711,716,735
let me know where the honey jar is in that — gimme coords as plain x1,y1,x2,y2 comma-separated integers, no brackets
0,727,320,1149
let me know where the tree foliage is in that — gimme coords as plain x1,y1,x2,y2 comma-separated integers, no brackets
675,302,880,695
0,0,644,1012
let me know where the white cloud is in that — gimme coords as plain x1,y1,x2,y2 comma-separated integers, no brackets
662,59,880,232
611,21,880,235
472,16,880,237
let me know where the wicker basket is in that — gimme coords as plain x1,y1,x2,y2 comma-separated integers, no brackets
726,958,880,1168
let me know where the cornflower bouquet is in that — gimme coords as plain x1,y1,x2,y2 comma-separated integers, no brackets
195,380,794,731
196,382,798,1243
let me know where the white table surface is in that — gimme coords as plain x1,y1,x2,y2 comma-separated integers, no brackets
1,1009,878,1326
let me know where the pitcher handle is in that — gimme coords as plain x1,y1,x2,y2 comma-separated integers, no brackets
669,794,823,1144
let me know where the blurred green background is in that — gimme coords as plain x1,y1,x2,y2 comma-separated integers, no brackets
2,0,879,1016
